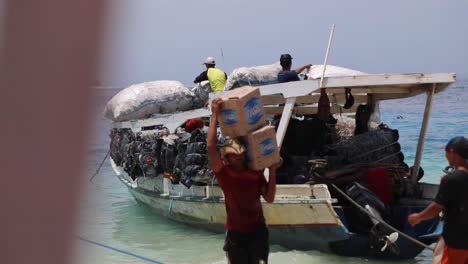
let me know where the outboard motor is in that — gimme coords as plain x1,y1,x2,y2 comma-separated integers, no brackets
347,182,399,255
347,182,388,225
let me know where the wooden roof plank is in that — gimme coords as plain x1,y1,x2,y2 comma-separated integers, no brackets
257,72,456,98
261,94,368,105
264,104,359,115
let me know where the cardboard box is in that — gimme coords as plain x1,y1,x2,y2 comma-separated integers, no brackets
218,86,266,137
243,126,280,171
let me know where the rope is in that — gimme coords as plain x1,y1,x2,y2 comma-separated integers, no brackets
90,149,111,182
168,198,174,217
75,236,164,264
330,183,434,250
370,151,403,165
90,182,130,200
350,141,399,160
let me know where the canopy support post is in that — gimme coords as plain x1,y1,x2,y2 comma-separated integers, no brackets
265,97,296,181
412,84,436,185
276,97,296,147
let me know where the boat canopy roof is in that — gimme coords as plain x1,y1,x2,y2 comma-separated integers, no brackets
113,72,456,131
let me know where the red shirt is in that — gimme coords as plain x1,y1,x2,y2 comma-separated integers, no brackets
216,165,267,232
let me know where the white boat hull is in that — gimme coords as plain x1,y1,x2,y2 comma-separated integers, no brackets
112,159,350,251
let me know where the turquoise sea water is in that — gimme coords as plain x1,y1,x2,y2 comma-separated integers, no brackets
73,79,468,264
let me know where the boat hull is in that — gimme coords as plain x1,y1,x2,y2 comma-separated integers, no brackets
112,160,441,259
122,176,349,253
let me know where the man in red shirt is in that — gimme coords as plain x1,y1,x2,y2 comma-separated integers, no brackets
207,98,282,264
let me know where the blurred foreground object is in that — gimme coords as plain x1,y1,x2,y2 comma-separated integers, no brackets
0,0,105,263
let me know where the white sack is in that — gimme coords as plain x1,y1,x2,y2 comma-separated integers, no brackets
225,62,282,90
306,65,366,79
104,80,195,122
190,81,211,108
333,114,355,140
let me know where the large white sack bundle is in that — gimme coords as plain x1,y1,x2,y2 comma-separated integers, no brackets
306,65,366,79
104,80,195,121
190,81,211,108
225,62,282,90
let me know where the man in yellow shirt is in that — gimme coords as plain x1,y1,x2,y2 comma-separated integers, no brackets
194,56,227,92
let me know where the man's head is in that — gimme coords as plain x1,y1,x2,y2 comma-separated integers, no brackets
280,54,293,69
220,138,247,168
203,56,216,68
445,136,468,165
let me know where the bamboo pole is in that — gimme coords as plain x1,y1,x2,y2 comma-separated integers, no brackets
319,24,336,88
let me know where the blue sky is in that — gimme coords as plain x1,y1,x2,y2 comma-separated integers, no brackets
97,0,468,87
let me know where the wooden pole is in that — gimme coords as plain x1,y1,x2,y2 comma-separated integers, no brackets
412,83,436,184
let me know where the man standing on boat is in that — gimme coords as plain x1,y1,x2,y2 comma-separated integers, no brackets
409,136,468,263
277,53,312,83
194,56,227,92
207,98,282,264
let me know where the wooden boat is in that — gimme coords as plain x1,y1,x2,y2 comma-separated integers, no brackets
109,72,456,259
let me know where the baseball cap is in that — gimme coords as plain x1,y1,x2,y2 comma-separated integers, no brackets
280,54,293,63
446,136,468,159
219,138,246,157
203,57,216,65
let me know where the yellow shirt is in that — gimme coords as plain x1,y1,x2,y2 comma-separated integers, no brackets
207,68,226,92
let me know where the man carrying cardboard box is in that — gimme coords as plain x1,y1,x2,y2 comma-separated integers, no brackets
208,98,282,264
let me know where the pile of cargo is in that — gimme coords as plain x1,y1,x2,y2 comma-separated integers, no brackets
324,126,403,170
108,85,281,187
109,126,215,186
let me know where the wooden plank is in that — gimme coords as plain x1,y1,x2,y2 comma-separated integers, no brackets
264,104,359,115
372,89,427,101
261,94,368,105
434,82,451,94
260,82,452,100
318,72,456,89
276,98,296,146
257,72,455,98
325,86,413,94
275,185,312,197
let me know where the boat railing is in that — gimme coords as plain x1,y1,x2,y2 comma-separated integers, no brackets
135,177,337,204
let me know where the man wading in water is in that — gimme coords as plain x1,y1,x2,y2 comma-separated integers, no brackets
409,136,468,263
207,98,283,264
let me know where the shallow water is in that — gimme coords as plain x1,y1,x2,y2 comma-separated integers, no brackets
73,79,468,264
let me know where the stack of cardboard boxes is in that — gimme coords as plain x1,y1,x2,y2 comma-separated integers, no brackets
217,86,280,170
